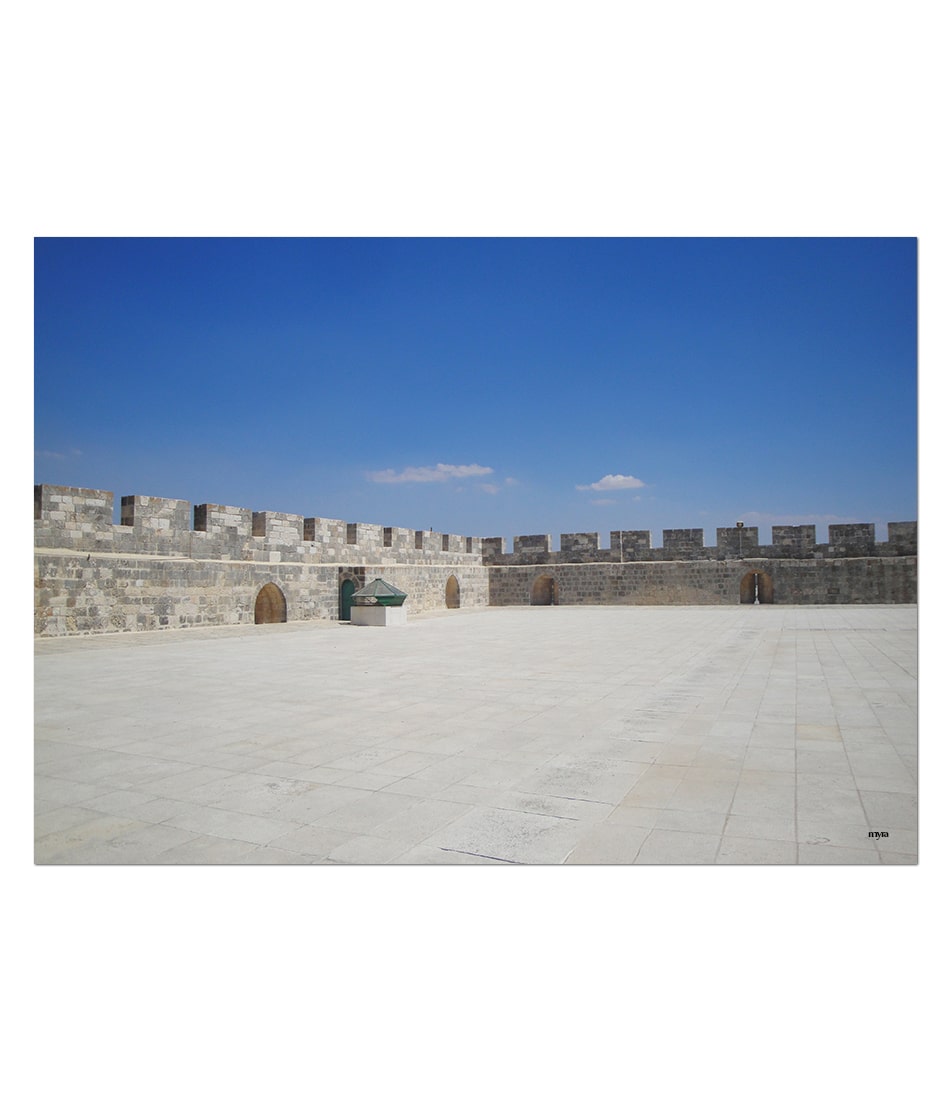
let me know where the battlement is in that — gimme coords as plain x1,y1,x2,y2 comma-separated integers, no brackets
35,486,917,568
482,522,917,565
34,484,486,566
33,485,918,637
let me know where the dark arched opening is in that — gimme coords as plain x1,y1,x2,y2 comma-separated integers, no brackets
739,570,774,604
340,579,356,622
530,575,558,606
445,575,460,609
254,582,287,624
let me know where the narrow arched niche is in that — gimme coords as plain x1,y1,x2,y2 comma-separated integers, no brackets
254,582,287,624
445,575,460,609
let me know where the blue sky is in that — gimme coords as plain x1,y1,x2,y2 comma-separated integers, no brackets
34,237,917,549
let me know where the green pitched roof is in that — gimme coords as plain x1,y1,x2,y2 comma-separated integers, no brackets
352,578,408,605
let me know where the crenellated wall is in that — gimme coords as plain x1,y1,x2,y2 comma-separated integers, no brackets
34,485,489,636
34,485,487,565
481,522,917,608
481,522,917,564
34,485,918,636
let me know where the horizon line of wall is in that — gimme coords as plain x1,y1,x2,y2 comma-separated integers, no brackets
34,484,917,564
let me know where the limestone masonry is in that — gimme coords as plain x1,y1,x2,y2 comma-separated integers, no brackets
33,484,918,636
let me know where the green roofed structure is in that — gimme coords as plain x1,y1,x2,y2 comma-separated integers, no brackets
351,578,408,607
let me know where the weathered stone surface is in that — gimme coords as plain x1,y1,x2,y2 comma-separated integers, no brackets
34,485,488,636
487,557,916,607
34,484,916,636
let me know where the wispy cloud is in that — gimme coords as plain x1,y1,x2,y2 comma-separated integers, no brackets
35,448,82,460
367,462,493,484
577,474,645,492
477,477,519,496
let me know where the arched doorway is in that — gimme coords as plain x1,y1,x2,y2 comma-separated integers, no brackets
254,582,287,624
445,575,460,609
530,575,558,605
739,570,774,604
340,579,356,622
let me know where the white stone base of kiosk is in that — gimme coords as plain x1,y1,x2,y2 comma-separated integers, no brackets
351,604,408,627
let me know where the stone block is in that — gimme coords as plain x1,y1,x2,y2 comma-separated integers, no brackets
610,530,652,558
514,534,552,554
716,526,760,557
663,529,705,555
886,522,917,555
829,523,875,556
252,511,304,541
194,502,252,538
121,495,191,533
351,604,409,627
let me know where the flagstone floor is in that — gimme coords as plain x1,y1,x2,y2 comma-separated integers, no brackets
34,604,918,865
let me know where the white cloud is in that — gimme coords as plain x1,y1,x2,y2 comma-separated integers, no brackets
35,448,82,460
367,463,494,484
577,474,645,492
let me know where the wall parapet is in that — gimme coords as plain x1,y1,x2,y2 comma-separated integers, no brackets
34,485,486,566
35,489,918,568
481,522,917,565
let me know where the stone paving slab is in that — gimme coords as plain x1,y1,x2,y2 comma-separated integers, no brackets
34,605,918,864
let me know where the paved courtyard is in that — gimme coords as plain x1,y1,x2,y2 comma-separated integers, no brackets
34,605,918,865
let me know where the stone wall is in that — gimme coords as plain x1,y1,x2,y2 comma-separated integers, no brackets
34,485,918,636
488,557,917,607
34,485,488,636
34,554,489,636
